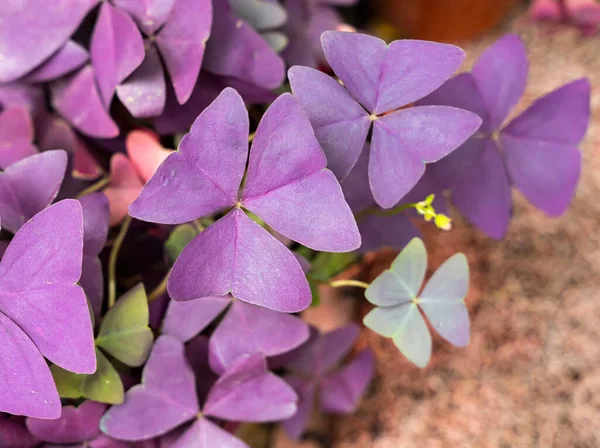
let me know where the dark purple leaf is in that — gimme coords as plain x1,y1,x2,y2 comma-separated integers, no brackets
26,401,106,444
0,150,67,233
203,354,297,422
208,300,309,373
204,0,284,90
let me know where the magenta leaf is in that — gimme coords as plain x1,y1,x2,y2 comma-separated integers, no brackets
129,88,248,224
100,336,199,441
172,418,249,448
288,65,371,180
23,40,88,83
79,193,110,317
162,295,231,343
112,0,176,35
470,34,528,130
0,200,95,418
209,300,309,373
0,107,38,169
280,324,373,440
320,348,374,413
167,208,311,312
204,0,284,90
500,79,590,216
0,150,67,233
116,44,167,118
51,65,119,138
420,35,590,236
203,353,297,422
369,106,481,208
91,2,145,108
155,0,212,104
0,0,97,82
290,32,481,205
321,31,465,114
242,93,360,251
26,401,106,444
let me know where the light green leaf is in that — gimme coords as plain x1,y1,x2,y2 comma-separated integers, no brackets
310,252,358,282
165,223,200,264
51,348,124,404
96,284,153,367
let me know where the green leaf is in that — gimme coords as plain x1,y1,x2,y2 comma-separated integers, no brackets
96,283,154,367
309,279,320,307
84,349,124,404
165,223,200,264
51,364,85,399
51,348,124,404
310,252,358,282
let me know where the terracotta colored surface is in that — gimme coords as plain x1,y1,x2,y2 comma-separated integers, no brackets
377,0,521,41
332,15,600,448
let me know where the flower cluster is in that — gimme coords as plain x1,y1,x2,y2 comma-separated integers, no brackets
0,1,590,446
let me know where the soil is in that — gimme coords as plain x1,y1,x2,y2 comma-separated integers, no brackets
331,11,600,448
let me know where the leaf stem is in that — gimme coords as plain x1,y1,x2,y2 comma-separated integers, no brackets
76,175,111,198
329,279,370,289
355,202,418,222
148,270,169,302
108,216,132,308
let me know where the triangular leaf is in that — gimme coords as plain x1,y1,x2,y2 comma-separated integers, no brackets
96,284,154,367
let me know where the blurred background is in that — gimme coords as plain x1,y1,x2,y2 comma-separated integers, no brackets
267,1,600,447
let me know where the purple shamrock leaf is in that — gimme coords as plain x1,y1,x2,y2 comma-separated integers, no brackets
289,31,482,208
130,88,360,312
341,144,447,252
26,401,106,444
113,0,212,116
0,416,38,447
364,238,470,367
91,2,145,108
154,72,277,135
101,336,296,445
0,107,38,169
51,65,119,138
23,41,88,84
420,34,590,238
79,193,110,318
0,150,67,233
112,0,176,35
280,324,374,440
281,0,342,68
204,0,285,90
162,294,309,373
0,200,96,418
154,0,212,105
116,44,167,118
0,0,97,82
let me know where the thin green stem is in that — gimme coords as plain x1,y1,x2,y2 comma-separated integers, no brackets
76,175,110,198
148,271,169,302
108,216,132,308
355,202,418,222
329,279,369,289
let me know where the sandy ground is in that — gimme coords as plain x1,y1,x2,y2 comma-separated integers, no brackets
331,13,600,448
